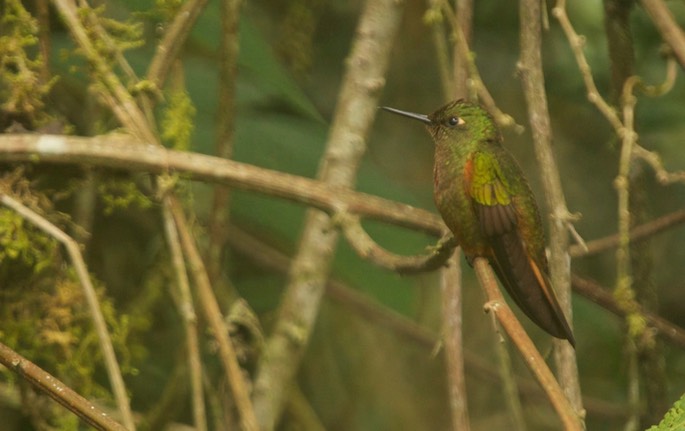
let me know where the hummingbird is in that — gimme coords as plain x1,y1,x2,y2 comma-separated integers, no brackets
381,99,575,347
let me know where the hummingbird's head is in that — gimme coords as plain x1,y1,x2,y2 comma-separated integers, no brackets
380,99,500,145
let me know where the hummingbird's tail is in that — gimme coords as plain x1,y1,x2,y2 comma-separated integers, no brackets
489,231,576,347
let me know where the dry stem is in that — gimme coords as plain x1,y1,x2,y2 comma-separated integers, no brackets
161,203,207,431
169,198,259,431
440,251,470,431
0,342,127,431
473,258,582,430
519,0,583,417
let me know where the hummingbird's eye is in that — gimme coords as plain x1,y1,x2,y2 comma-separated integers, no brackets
446,116,463,127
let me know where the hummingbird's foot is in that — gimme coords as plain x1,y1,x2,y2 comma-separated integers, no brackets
425,233,457,255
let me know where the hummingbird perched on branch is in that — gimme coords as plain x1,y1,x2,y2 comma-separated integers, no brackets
381,99,575,347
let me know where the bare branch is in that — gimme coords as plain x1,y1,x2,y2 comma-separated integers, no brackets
571,208,685,257
441,251,471,431
146,0,211,89
0,342,127,431
439,1,523,131
634,144,685,185
473,258,583,430
552,1,624,133
640,0,685,70
0,134,444,236
161,202,207,431
169,197,259,431
337,212,455,274
519,0,583,415
207,0,243,284
251,0,405,426
571,275,685,349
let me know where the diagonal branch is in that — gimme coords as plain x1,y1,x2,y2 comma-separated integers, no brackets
251,0,405,428
473,258,582,430
161,202,207,431
0,342,127,431
146,0,211,89
169,197,259,431
571,275,685,348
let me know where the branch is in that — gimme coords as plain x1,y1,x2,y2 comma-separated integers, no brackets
0,194,135,431
146,0,210,89
552,1,624,133
571,274,685,349
473,258,582,430
519,0,583,415
161,203,207,431
0,134,444,236
337,212,455,274
251,0,405,426
207,0,243,283
0,342,127,431
634,144,685,185
439,1,523,131
570,208,685,257
640,0,685,70
440,251,471,431
169,197,259,431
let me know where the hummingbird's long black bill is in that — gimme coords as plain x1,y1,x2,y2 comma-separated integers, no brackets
380,106,432,124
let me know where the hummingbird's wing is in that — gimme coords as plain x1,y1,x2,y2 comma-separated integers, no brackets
466,152,575,346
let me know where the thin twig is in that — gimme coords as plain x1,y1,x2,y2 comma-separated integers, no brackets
0,342,127,431
613,77,641,330
493,329,526,431
0,194,135,431
519,0,584,417
473,258,582,431
337,211,455,274
571,275,685,348
439,0,523,132
552,0,624,133
161,202,207,431
441,251,471,431
570,208,685,257
169,197,259,431
426,0,457,100
453,0,473,100
146,0,210,90
75,0,139,83
207,0,243,283
634,144,685,185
